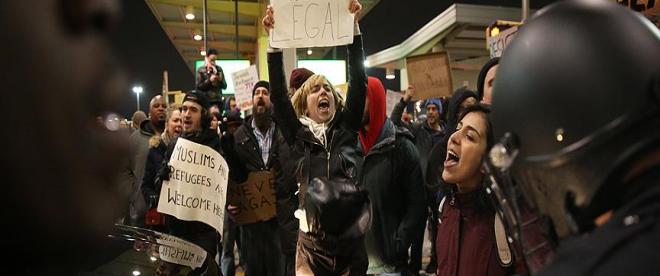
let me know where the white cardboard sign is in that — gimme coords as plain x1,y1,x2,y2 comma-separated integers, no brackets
157,138,229,234
157,234,208,269
231,65,260,111
270,0,354,48
386,89,403,116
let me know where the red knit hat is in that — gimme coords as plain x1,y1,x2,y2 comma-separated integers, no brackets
289,68,315,90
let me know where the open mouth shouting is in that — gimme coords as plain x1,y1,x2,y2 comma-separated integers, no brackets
183,119,194,130
444,148,460,169
318,98,330,114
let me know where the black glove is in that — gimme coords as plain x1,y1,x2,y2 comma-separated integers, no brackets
156,163,171,183
148,195,158,208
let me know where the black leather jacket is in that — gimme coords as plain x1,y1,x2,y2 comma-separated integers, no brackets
267,35,367,207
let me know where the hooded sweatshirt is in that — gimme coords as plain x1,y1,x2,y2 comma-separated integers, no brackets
359,77,387,154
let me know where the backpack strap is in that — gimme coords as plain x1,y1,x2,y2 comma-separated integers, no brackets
494,212,513,267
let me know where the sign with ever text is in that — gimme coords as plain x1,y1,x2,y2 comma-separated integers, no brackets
227,171,277,225
270,0,355,48
158,138,229,234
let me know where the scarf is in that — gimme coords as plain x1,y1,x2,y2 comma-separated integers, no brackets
299,115,330,147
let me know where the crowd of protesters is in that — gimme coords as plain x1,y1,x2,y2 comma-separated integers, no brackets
9,0,654,275
118,0,660,275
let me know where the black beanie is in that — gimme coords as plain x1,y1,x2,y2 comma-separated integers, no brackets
252,80,270,97
183,90,211,111
476,57,500,101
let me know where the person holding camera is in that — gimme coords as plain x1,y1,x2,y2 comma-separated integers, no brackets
196,48,227,108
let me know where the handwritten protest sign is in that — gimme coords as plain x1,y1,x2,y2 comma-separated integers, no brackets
406,52,453,100
158,138,229,234
487,26,518,58
386,90,403,116
227,171,276,225
157,233,208,269
232,65,260,111
270,0,354,48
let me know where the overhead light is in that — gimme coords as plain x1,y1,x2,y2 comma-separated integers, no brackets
200,50,206,56
193,34,203,41
132,86,143,94
490,26,500,37
385,68,396,80
185,6,195,20
132,270,141,276
307,48,313,56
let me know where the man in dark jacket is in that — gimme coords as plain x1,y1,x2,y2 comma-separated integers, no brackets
390,87,446,273
159,90,234,275
360,77,426,274
226,81,287,276
125,95,167,226
196,48,227,107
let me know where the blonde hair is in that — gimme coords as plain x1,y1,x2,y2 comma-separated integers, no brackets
290,74,344,118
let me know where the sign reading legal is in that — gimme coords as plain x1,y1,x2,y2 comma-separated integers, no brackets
157,138,229,234
270,0,355,48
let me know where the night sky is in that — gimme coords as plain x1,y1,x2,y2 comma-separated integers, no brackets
110,0,194,119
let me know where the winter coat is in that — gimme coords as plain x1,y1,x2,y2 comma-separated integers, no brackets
358,119,427,270
268,35,368,275
141,136,168,207
390,98,446,187
196,64,228,106
267,36,367,208
231,117,299,255
436,190,509,276
126,119,157,222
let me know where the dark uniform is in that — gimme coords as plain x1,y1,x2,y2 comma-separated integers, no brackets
483,0,660,274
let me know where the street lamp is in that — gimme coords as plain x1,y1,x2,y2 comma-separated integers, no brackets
132,86,143,111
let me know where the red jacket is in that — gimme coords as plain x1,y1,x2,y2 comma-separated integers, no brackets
436,191,509,276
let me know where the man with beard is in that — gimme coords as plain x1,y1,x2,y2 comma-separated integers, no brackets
360,77,426,275
125,95,167,226
226,81,288,276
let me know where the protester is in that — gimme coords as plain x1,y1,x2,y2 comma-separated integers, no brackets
263,1,370,274
196,48,228,107
223,81,288,276
390,87,447,273
220,108,245,276
485,1,660,274
125,95,167,226
131,110,147,132
360,77,426,275
476,57,499,104
436,104,523,276
157,90,225,274
141,107,182,229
